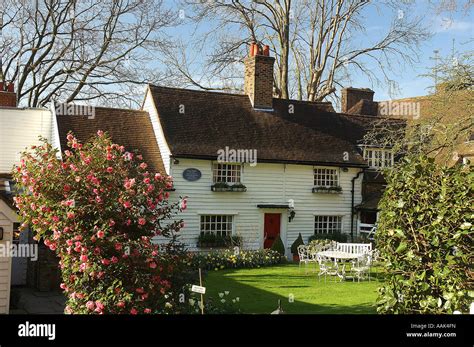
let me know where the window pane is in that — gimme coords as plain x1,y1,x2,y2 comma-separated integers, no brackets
200,215,233,236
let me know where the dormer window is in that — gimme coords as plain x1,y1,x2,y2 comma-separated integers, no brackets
363,147,393,169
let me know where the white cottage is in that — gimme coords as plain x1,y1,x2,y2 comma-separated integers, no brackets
52,47,397,257
140,46,392,256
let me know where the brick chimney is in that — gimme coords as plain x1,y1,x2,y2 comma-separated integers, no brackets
341,87,374,113
244,43,275,110
0,82,17,107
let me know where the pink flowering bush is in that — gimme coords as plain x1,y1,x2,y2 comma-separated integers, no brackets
13,132,189,314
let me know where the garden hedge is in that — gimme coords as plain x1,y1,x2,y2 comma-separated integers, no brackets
376,155,473,314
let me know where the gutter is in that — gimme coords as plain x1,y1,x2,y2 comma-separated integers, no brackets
170,154,369,169
350,169,365,242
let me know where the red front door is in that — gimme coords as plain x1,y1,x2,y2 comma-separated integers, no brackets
264,213,281,249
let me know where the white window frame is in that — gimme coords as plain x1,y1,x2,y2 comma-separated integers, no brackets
314,215,343,234
313,167,340,187
363,147,394,169
200,215,234,237
212,162,243,184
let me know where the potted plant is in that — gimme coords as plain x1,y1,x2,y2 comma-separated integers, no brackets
290,233,304,261
231,183,247,192
270,235,286,257
211,182,231,192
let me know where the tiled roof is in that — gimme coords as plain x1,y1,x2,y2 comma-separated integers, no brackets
148,85,392,167
56,107,165,173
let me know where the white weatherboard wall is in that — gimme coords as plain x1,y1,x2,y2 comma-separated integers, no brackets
0,200,15,314
169,158,363,255
0,107,52,173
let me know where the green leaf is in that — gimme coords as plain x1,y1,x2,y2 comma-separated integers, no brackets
396,242,407,253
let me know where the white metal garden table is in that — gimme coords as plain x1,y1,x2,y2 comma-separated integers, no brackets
316,250,364,280
317,250,364,260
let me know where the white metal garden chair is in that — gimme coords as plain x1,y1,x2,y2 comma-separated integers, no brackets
351,253,372,282
297,245,317,273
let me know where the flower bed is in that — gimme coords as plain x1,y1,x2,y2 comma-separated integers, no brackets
190,249,285,271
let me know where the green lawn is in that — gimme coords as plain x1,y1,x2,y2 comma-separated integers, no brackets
203,263,384,314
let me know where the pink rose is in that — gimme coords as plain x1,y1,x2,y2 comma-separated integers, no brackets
106,167,113,173
144,177,150,184
123,201,131,209
67,212,75,219
96,230,105,239
111,256,118,264
139,162,147,170
144,308,151,314
97,130,104,137
138,218,146,226
149,262,157,269
101,259,110,266
80,254,88,262
117,301,125,308
130,308,138,315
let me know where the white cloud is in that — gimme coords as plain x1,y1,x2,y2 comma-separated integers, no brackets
434,18,474,33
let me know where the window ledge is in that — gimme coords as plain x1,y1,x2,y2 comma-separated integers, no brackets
312,186,343,194
211,185,247,192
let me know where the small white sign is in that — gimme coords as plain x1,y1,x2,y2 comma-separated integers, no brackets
191,285,206,294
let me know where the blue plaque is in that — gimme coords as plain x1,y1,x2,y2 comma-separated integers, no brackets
183,168,202,182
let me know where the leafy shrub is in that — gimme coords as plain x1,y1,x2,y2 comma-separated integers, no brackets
191,249,284,271
270,235,285,256
13,132,188,314
290,233,304,255
376,156,473,314
308,232,347,243
308,239,337,253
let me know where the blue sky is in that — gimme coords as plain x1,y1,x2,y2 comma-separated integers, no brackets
355,0,473,100
165,0,472,102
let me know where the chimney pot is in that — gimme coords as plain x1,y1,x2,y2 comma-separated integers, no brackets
244,42,275,110
263,45,270,56
0,82,17,107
